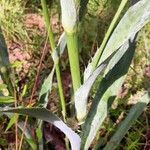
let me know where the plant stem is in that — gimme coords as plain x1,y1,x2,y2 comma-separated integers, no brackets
55,65,66,119
92,0,128,69
66,32,81,92
41,0,55,50
41,0,66,120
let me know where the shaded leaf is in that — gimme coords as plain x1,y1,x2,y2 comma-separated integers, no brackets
0,27,13,95
5,114,18,131
38,66,55,107
84,0,150,80
103,92,150,150
81,38,136,150
98,0,150,65
1,107,81,150
75,52,118,122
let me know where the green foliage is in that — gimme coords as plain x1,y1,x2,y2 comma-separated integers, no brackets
0,0,150,149
0,0,28,41
0,107,81,150
0,96,14,103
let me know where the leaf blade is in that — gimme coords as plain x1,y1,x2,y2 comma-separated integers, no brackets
103,92,150,150
1,107,81,150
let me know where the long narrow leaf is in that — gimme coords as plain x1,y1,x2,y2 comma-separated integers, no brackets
0,28,13,95
84,0,150,80
1,107,81,150
98,0,150,65
0,96,14,103
103,92,150,150
38,66,55,107
75,51,118,122
81,38,136,150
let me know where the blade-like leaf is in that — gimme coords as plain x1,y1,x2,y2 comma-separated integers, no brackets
0,96,14,103
75,63,107,122
38,32,67,108
103,92,150,150
84,0,150,80
5,114,18,131
0,28,13,95
0,28,10,66
98,0,150,65
81,38,136,150
75,51,118,122
56,32,66,56
38,66,55,107
1,107,81,150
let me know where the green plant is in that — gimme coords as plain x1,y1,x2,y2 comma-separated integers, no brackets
0,0,29,41
0,0,150,150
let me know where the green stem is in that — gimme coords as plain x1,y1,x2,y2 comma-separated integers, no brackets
41,0,66,120
41,0,55,50
55,65,66,119
66,32,81,92
92,0,128,69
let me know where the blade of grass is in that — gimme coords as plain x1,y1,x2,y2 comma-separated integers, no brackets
103,92,150,150
0,28,14,96
75,51,118,122
81,37,136,150
1,107,81,150
0,96,14,103
14,89,18,150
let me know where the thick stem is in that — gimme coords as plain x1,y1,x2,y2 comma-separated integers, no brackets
66,32,81,92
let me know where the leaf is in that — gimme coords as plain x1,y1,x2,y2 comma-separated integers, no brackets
81,38,136,150
1,107,81,150
5,113,18,131
75,51,118,122
103,92,150,150
38,66,55,107
0,27,13,95
60,0,78,33
84,0,150,79
98,0,150,65
0,96,14,103
39,32,66,108
0,28,10,66
56,32,66,56
36,127,43,142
